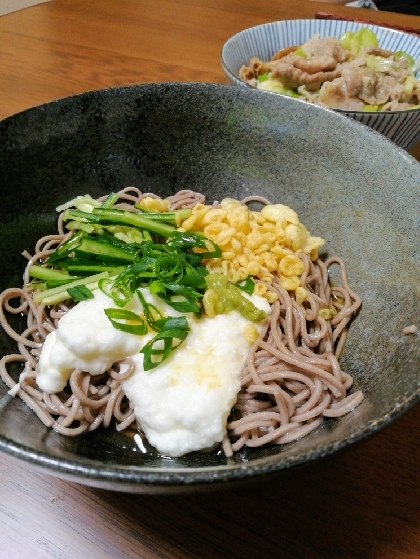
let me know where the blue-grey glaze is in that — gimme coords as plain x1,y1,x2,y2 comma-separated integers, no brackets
0,83,419,493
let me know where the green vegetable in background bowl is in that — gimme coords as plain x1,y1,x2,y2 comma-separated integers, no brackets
239,27,420,113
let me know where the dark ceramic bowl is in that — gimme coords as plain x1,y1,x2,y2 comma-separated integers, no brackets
0,83,419,493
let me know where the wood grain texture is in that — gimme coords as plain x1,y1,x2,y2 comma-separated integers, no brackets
0,0,418,158
1,402,420,559
0,1,419,557
0,0,418,120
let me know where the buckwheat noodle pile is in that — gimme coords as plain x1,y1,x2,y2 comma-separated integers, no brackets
0,187,362,456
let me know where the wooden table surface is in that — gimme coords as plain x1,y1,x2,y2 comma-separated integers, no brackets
0,1,419,558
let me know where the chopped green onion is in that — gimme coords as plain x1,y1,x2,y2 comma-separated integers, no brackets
258,72,270,82
104,308,148,335
340,31,355,52
155,283,202,314
166,231,222,259
98,277,133,307
356,28,378,49
294,47,307,58
363,105,380,112
136,290,164,329
257,79,287,94
395,51,415,67
366,55,394,73
67,285,94,301
140,316,190,370
282,89,300,99
403,76,418,95
340,28,378,55
236,276,255,295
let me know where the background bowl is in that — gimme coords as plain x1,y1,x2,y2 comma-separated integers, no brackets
0,83,419,493
221,19,420,151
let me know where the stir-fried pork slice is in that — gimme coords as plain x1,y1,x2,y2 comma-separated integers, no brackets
318,78,366,110
271,62,341,91
270,36,348,91
341,67,364,97
239,65,256,81
271,45,299,61
387,65,412,81
382,100,417,111
302,35,349,63
365,46,395,58
239,57,275,81
238,33,420,111
358,69,397,105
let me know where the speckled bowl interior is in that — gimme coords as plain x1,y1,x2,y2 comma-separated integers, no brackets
0,83,419,493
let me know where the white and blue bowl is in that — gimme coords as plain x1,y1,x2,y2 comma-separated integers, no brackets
221,19,420,151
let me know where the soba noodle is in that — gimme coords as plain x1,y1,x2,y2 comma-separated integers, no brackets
0,187,362,456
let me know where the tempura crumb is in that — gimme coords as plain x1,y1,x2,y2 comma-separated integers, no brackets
403,325,418,335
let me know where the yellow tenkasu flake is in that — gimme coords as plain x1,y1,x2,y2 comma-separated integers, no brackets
264,290,279,303
295,286,308,305
319,306,338,320
230,237,243,254
279,275,301,291
246,231,265,250
181,214,199,231
272,245,293,259
204,223,236,247
201,208,227,225
260,251,278,272
247,261,261,276
261,204,299,227
254,282,267,297
227,205,252,233
278,254,306,278
284,223,310,252
250,210,266,225
305,235,325,256
220,198,242,209
180,203,210,231
177,197,324,300
244,324,259,344
140,196,170,212
285,223,325,256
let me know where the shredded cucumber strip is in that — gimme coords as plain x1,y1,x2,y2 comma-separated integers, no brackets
33,272,114,304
